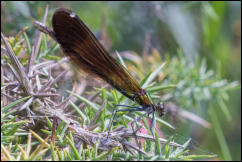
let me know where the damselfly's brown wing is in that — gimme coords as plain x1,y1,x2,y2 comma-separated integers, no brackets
52,8,151,106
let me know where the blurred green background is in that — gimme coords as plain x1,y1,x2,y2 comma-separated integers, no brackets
1,1,241,160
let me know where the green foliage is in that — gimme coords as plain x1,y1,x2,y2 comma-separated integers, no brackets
163,51,239,161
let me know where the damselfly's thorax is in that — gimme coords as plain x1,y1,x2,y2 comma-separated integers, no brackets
133,89,165,117
133,89,151,106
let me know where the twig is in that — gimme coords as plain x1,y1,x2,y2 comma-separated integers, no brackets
27,5,49,76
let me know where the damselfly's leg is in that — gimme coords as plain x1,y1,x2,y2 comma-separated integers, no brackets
150,110,155,139
106,105,146,141
130,111,151,132
108,105,146,132
129,109,157,148
130,111,150,148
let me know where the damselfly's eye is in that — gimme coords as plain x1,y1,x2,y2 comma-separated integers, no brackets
156,102,165,117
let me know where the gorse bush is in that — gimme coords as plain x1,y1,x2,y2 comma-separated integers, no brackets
1,2,240,161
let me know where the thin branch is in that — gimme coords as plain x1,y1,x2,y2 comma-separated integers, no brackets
27,5,49,75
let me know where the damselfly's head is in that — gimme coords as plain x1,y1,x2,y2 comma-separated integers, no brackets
154,102,165,117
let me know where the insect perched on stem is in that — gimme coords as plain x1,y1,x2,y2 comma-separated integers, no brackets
34,8,165,138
